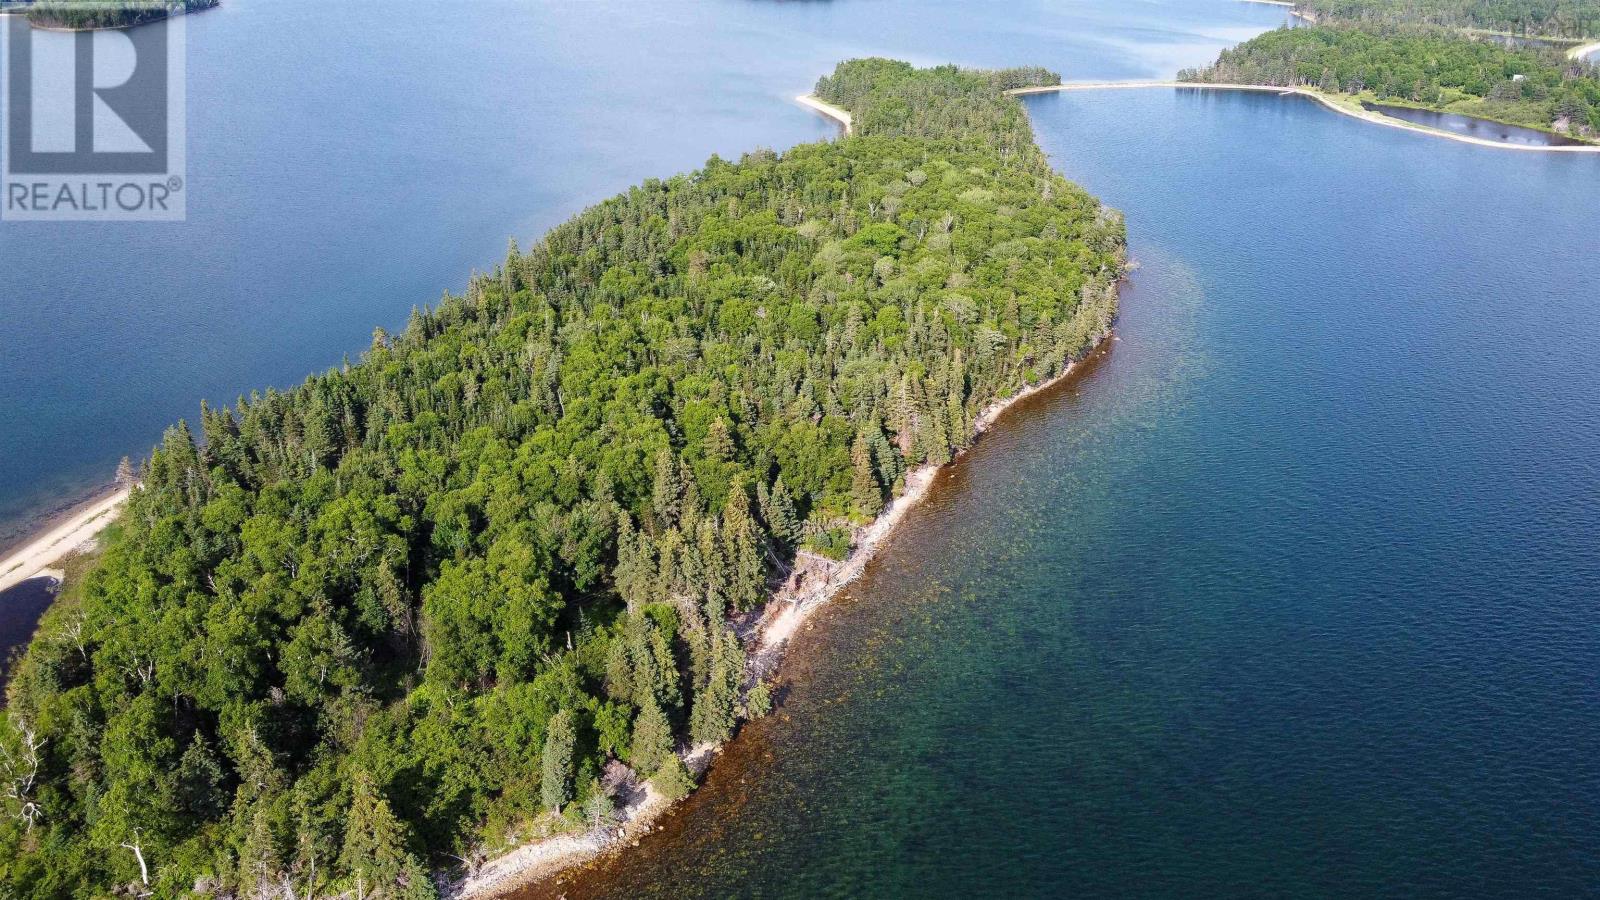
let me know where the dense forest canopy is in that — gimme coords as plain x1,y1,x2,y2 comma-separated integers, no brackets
0,59,1122,898
1298,0,1599,38
1181,23,1600,136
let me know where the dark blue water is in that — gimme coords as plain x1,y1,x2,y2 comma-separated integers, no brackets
537,88,1600,899
0,0,1288,552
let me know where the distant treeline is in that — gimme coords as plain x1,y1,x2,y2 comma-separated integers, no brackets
0,59,1122,898
1298,0,1599,39
23,0,216,29
1182,24,1600,136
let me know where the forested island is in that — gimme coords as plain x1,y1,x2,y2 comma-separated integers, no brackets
1182,2,1600,139
0,59,1123,898
16,0,215,30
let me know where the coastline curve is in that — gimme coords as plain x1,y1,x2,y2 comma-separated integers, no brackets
794,95,853,134
1008,81,1600,153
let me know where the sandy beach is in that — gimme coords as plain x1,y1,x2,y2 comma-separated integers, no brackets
0,486,130,595
1009,81,1600,153
795,95,852,133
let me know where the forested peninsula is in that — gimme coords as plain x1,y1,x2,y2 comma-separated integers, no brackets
1182,1,1600,139
16,0,216,30
0,59,1123,898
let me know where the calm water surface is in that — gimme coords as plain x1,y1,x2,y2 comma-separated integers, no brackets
531,88,1600,900
1360,100,1588,146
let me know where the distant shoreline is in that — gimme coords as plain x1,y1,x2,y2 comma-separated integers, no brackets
1010,81,1600,153
19,1,217,32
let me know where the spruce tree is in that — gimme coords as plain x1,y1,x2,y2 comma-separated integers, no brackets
541,709,577,813
240,805,283,897
339,774,433,900
691,629,744,745
851,433,883,517
760,475,800,547
175,734,227,821
630,696,673,775
651,449,683,527
604,636,634,703
704,418,736,461
652,754,695,802
722,488,766,610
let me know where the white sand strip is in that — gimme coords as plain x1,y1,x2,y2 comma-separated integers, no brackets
795,95,852,134
0,487,130,594
1009,81,1600,153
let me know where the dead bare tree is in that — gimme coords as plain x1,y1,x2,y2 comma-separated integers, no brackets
118,829,150,890
1,716,46,829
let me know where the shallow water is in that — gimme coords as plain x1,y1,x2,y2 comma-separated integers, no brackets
529,87,1600,900
1360,101,1588,147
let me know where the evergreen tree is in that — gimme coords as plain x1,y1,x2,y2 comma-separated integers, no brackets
652,754,695,802
691,630,744,746
541,709,577,813
722,488,767,610
851,432,884,517
339,774,433,900
604,637,634,703
580,778,616,828
613,517,656,610
652,449,683,528
745,680,774,718
759,475,800,547
629,696,673,775
239,805,284,898
704,418,736,461
174,734,227,821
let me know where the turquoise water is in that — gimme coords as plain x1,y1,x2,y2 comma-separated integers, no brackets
534,86,1600,900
